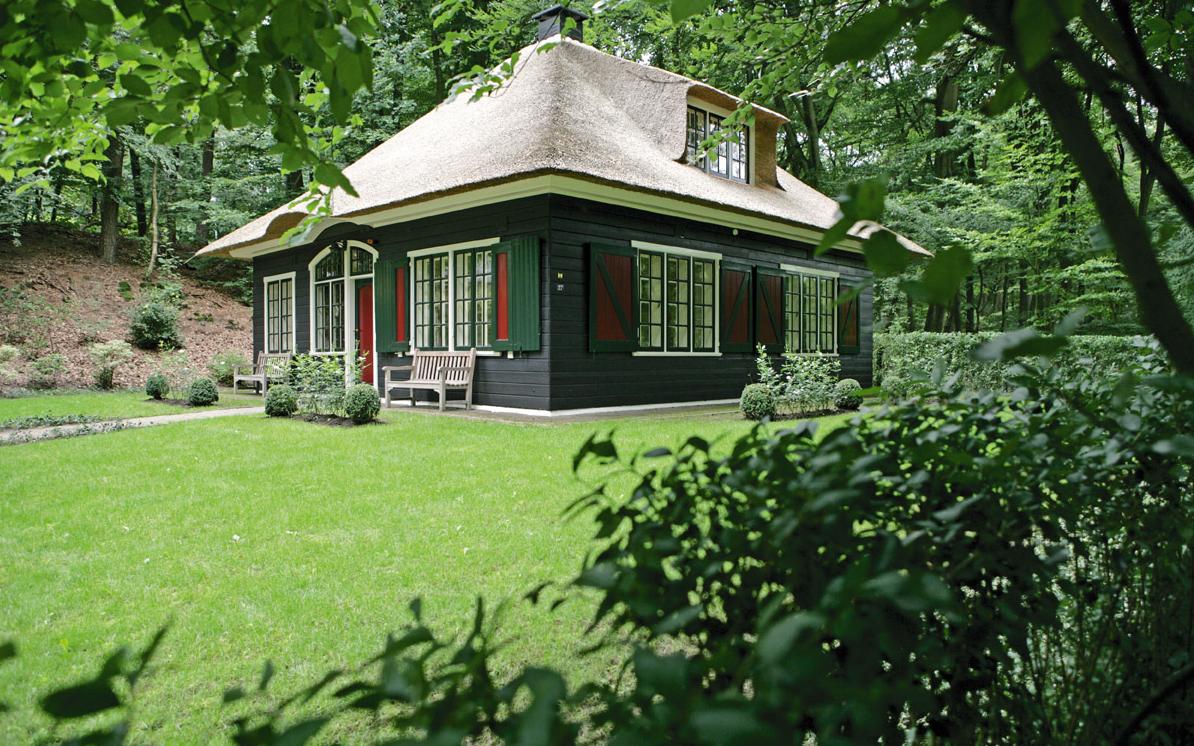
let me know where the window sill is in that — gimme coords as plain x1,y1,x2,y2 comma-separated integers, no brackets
631,351,722,358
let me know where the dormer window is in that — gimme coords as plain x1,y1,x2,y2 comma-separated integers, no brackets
686,105,749,183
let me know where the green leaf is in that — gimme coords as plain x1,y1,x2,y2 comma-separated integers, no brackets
633,648,688,698
1012,0,1058,69
119,72,152,97
915,245,972,305
75,0,115,26
577,561,617,589
274,718,329,746
824,7,906,64
222,686,245,703
757,612,823,664
985,73,1027,115
0,641,14,661
653,604,701,635
1153,435,1194,456
863,230,915,277
914,2,967,63
974,328,1069,361
690,707,766,745
40,679,120,719
670,0,712,24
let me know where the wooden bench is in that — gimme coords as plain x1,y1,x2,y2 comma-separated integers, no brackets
232,352,292,395
382,349,477,411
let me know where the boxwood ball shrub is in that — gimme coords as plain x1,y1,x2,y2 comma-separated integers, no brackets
834,378,863,410
129,301,183,350
740,383,776,420
144,372,169,400
344,383,380,424
265,384,298,418
187,377,218,406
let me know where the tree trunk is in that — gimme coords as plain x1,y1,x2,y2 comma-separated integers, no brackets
49,173,64,223
1018,269,1030,327
130,147,147,236
965,275,977,332
1000,271,1009,332
195,136,215,244
285,169,305,197
800,95,822,187
146,161,159,279
99,136,125,264
933,75,960,179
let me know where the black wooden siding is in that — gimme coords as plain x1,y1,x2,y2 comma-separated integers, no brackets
542,195,872,410
251,192,872,412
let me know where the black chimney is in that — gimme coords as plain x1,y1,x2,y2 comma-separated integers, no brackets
531,5,588,42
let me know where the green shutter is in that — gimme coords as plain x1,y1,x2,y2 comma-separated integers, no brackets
493,236,541,352
374,253,410,354
589,243,639,352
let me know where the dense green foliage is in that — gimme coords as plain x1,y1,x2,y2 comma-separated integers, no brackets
143,372,168,400
28,354,64,390
264,384,298,417
186,377,218,406
128,301,181,350
87,340,134,389
343,383,380,424
206,351,249,387
875,331,1152,396
738,383,774,420
754,346,841,415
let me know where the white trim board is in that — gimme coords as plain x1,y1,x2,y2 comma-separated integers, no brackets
224,175,868,259
473,398,741,419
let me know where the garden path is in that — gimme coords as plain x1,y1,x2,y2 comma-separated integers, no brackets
0,406,264,445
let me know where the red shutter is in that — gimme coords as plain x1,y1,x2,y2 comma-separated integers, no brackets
720,265,753,353
589,244,638,352
395,265,408,344
838,285,860,354
495,252,510,342
755,269,784,352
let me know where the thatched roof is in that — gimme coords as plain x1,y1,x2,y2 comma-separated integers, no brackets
199,36,928,257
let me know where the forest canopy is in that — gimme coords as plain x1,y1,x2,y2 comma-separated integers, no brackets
0,0,1192,357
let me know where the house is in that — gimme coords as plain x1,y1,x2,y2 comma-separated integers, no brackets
197,5,926,415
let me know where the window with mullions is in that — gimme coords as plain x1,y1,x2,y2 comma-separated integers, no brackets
819,278,836,351
350,246,374,276
265,276,293,354
686,105,749,183
692,259,716,352
313,251,345,353
802,275,818,353
784,275,802,353
666,255,690,350
414,253,449,349
453,249,494,349
637,250,718,353
638,252,664,350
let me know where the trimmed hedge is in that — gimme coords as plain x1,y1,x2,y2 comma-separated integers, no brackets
834,378,863,410
145,373,169,400
875,332,1155,396
265,384,298,417
344,383,380,424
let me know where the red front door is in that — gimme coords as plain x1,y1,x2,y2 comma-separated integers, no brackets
356,282,374,383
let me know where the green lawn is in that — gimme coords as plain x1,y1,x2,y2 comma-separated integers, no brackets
0,389,263,425
0,405,855,742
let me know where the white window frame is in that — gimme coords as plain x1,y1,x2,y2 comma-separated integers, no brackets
685,98,754,185
262,271,297,355
307,241,379,382
779,262,839,355
631,240,722,357
407,237,504,356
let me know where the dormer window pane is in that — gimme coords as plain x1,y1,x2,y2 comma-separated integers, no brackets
686,105,749,184
686,107,706,168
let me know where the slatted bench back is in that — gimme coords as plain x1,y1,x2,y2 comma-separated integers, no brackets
410,350,475,384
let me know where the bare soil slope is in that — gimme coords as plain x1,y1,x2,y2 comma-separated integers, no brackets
0,224,251,390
